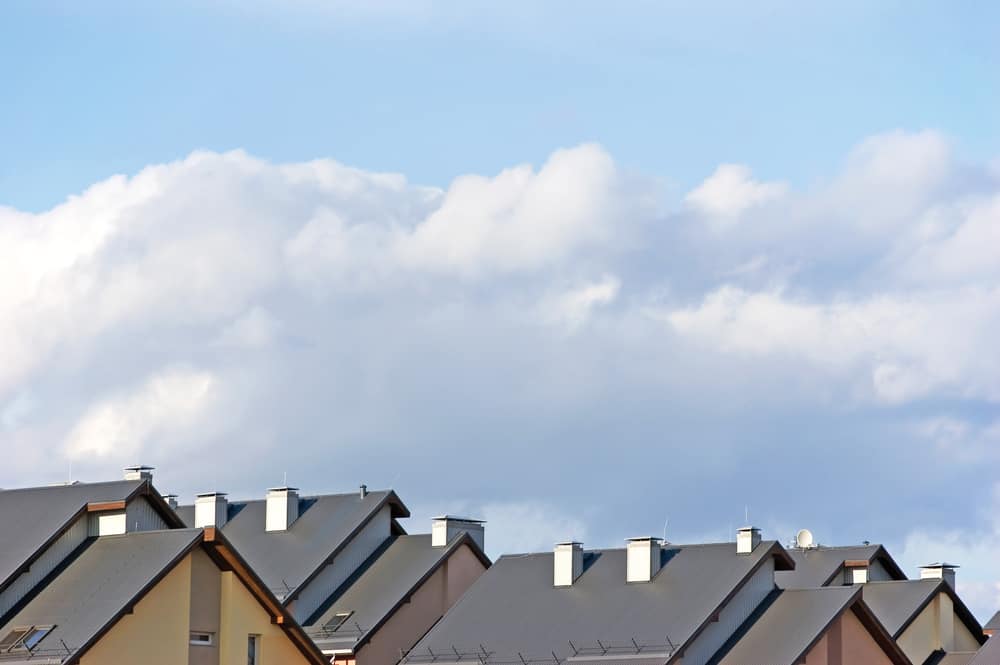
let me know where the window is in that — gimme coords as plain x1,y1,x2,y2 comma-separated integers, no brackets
0,625,54,653
189,631,214,646
247,634,260,665
324,611,353,632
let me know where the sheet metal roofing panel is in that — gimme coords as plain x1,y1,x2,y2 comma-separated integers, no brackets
409,541,783,665
0,529,201,663
177,490,402,598
936,652,978,665
861,579,942,637
715,586,858,665
985,611,1000,633
0,480,144,587
775,545,882,588
970,637,1000,665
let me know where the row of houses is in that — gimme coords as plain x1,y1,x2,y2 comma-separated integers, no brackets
0,467,997,665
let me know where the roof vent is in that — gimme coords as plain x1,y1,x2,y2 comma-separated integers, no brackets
162,494,179,510
920,562,958,589
266,487,300,532
360,484,368,499
195,492,228,528
432,516,485,551
554,542,584,587
123,465,154,481
737,527,761,555
626,537,662,583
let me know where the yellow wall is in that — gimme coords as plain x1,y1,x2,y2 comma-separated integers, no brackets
897,592,980,664
219,570,311,665
80,554,192,665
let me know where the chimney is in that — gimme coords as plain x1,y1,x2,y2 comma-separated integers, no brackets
626,537,663,583
844,560,870,584
920,562,958,589
737,527,761,555
162,494,179,510
266,487,300,532
554,542,584,587
195,492,228,528
360,484,368,499
432,516,485,551
123,465,154,481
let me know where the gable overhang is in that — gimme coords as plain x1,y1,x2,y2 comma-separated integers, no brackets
284,489,410,604
892,580,986,646
667,542,795,663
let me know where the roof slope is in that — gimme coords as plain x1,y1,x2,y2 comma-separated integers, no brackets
776,545,904,588
307,533,490,652
0,529,201,663
407,541,790,665
970,636,1000,665
714,586,858,665
0,480,146,589
862,579,984,644
984,611,1000,634
177,489,408,600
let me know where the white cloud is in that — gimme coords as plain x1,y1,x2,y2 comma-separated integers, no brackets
543,275,621,331
65,367,220,460
481,501,590,556
685,164,787,229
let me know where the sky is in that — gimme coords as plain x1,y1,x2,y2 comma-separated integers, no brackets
2,1,999,618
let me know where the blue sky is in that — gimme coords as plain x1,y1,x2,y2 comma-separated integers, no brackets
2,2,1000,617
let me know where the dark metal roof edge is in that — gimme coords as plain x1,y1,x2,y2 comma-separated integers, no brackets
353,532,491,652
850,597,912,665
786,586,865,665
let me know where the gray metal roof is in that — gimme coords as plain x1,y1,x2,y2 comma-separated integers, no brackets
176,489,407,600
0,529,202,663
935,652,978,665
0,480,145,590
775,544,903,588
306,534,489,652
970,636,1000,665
715,586,858,665
861,579,943,637
985,610,1000,633
407,541,790,665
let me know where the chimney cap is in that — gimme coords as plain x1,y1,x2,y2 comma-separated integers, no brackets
921,562,960,569
124,465,155,471
196,491,228,498
162,493,178,499
627,536,663,543
267,486,299,492
433,515,486,523
737,526,761,533
556,541,583,546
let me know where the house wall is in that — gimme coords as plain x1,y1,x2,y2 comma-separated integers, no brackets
88,497,170,535
0,514,89,619
801,609,893,665
79,553,192,665
356,545,487,665
219,569,312,665
680,557,776,665
189,549,222,665
291,505,392,623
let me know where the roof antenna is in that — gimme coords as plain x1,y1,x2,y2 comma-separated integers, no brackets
744,505,749,524
283,471,287,487
662,517,669,543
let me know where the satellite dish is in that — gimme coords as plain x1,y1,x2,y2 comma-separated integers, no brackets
795,529,815,549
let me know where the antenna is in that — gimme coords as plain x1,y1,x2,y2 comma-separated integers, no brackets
283,471,287,486
662,517,669,543
744,505,749,524
795,529,815,549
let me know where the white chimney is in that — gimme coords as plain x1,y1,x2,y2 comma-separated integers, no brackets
123,465,154,481
844,560,870,585
920,562,958,589
432,516,485,551
554,542,584,587
195,492,228,528
626,537,663,583
266,487,300,532
737,527,761,555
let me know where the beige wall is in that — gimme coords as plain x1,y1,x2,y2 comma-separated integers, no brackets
80,554,192,665
898,592,980,664
357,545,487,665
219,569,311,665
801,609,893,665
190,548,222,665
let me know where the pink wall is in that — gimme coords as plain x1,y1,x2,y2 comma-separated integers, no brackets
803,609,894,665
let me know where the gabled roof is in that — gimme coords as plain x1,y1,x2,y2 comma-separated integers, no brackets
176,489,409,601
775,544,906,588
306,532,491,653
984,610,1000,635
711,586,909,665
862,580,985,643
0,479,184,596
406,541,793,665
0,529,327,665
